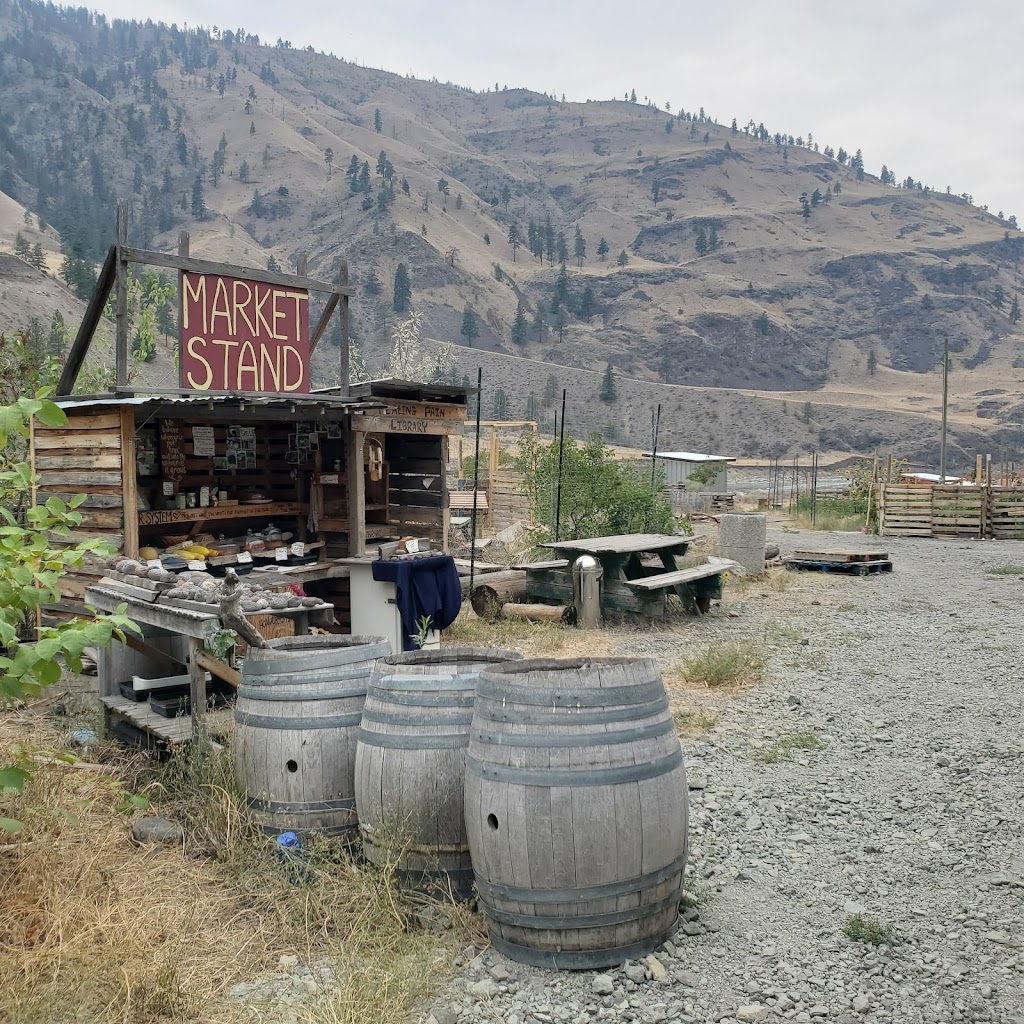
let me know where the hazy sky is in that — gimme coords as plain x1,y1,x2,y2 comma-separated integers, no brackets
87,0,1024,217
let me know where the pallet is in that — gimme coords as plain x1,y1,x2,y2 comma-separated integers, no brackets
792,549,888,563
784,558,893,576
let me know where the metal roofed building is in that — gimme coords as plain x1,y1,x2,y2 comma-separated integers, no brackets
643,450,737,493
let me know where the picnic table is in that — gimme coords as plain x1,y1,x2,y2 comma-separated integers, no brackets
522,533,729,617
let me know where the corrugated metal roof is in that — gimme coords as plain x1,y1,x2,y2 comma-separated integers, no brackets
56,393,381,412
644,451,737,463
900,472,965,483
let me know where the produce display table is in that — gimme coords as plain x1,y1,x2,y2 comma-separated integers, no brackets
86,583,334,747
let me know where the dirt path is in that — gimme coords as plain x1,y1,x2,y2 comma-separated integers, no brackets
425,530,1024,1024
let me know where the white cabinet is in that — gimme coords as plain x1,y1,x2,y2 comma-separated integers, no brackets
342,559,439,656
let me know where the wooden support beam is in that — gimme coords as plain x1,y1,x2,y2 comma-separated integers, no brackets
339,261,350,397
346,427,366,557
309,292,340,354
123,634,187,674
119,245,353,295
193,648,241,688
56,245,117,396
188,637,209,745
114,199,129,391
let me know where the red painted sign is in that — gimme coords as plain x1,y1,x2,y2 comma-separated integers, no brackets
179,272,310,393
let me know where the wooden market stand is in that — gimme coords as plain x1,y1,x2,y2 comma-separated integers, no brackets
34,206,468,746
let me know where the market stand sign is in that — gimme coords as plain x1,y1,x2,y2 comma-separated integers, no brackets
180,272,310,393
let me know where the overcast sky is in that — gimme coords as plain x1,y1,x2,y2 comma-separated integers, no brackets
88,0,1024,218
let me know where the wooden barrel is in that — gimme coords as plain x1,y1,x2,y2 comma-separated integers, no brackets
355,647,522,898
234,634,390,838
465,657,688,969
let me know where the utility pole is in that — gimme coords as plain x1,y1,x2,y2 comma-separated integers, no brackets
939,337,949,483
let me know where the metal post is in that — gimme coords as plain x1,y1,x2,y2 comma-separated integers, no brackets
554,389,567,542
649,403,662,491
811,452,818,526
939,337,949,483
469,368,483,595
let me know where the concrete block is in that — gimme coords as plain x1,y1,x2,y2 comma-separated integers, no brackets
720,513,767,574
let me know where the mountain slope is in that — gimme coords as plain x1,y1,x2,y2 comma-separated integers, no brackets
1,0,1022,464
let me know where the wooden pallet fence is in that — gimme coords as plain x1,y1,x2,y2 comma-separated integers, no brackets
877,484,933,537
879,484,1024,539
991,487,1024,539
490,468,533,533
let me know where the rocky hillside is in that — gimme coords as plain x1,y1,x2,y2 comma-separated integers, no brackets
1,0,1022,464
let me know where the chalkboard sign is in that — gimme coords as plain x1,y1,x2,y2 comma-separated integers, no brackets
159,419,187,482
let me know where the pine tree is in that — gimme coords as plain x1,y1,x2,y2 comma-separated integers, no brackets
695,225,708,256
511,303,528,346
573,224,586,268
393,263,411,312
552,264,570,311
374,108,383,133
1011,295,1022,324
708,224,720,252
616,249,629,267
507,223,521,262
993,283,1005,309
599,363,618,403
249,121,256,135
597,237,609,261
525,393,540,421
460,305,479,347
491,388,509,420
852,149,865,181
651,181,660,205
324,147,334,177
552,306,568,342
401,177,410,195
191,176,205,218
532,308,547,342
47,311,67,358
579,285,596,323
867,348,877,376
500,183,511,212
13,232,30,261
543,374,558,406
557,231,569,265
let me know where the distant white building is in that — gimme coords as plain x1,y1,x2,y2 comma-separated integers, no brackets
644,450,737,497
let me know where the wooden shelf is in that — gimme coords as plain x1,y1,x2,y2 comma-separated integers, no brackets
101,695,234,746
139,502,306,526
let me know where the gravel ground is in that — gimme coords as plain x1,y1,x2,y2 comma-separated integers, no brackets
419,529,1024,1024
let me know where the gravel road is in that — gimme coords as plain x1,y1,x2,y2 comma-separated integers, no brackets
421,529,1024,1024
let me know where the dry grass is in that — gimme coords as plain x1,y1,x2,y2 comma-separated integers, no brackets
672,707,721,737
986,565,1024,575
673,641,766,690
757,732,824,764
445,608,614,659
0,712,465,1024
724,567,791,596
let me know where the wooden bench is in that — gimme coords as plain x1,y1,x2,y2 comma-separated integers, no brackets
514,559,570,571
625,562,730,614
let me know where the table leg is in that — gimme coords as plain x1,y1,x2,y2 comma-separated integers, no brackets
188,637,208,745
659,550,700,615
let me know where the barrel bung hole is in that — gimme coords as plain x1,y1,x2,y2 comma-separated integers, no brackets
286,759,298,773
487,813,499,831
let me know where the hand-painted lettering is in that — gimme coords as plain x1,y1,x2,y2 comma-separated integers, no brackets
180,272,310,393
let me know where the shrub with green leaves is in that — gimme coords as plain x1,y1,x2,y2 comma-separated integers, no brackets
515,433,675,540
1,395,137,830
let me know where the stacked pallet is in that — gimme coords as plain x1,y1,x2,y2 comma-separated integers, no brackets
990,487,1024,539
877,484,933,537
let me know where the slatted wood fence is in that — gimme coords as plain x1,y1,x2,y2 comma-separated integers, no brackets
878,484,1024,539
489,468,532,533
